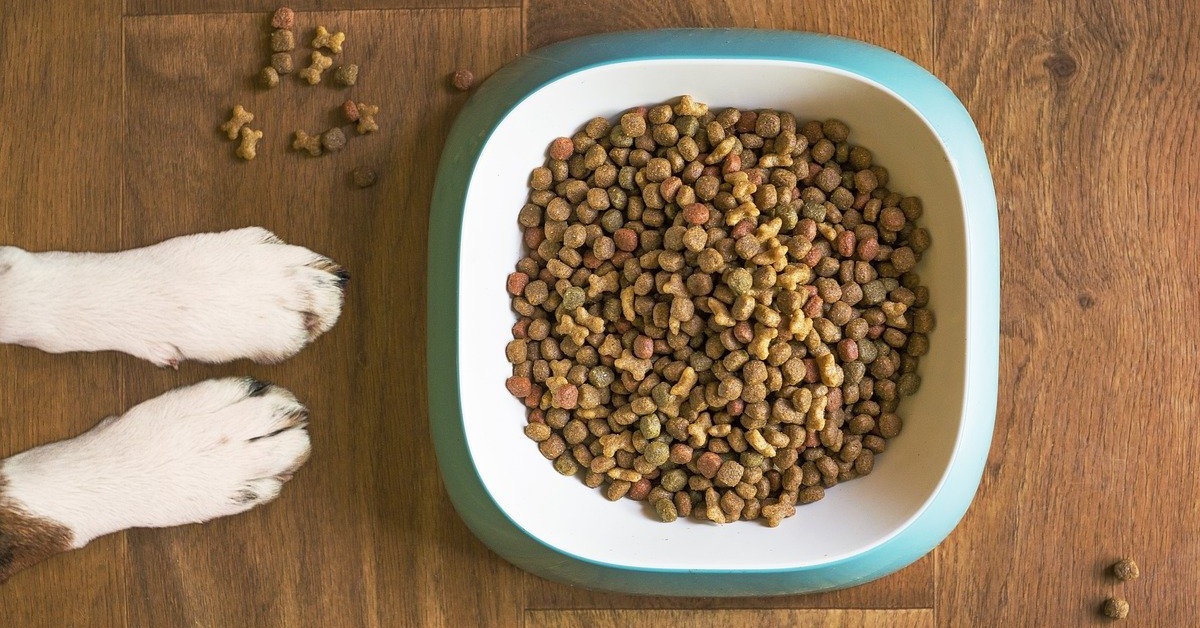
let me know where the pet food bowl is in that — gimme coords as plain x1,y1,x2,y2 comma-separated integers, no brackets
428,29,999,596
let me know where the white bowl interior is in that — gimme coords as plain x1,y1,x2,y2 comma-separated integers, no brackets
457,59,968,570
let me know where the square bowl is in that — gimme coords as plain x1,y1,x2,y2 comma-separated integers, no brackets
428,29,999,596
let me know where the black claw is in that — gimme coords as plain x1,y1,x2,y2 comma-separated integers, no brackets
334,268,350,288
246,378,273,397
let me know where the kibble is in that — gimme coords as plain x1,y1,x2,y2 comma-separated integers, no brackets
219,105,254,140
271,7,294,30
1112,558,1140,581
1102,598,1130,620
452,68,475,91
334,64,359,86
258,66,280,88
292,129,322,156
270,29,295,52
321,127,347,152
312,25,345,54
352,166,377,188
236,126,263,160
504,97,932,526
299,51,333,84
355,102,379,134
271,52,294,75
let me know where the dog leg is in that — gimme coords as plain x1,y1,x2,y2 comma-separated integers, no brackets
0,377,311,582
0,227,347,366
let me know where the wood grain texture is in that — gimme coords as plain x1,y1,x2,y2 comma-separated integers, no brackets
125,0,517,16
526,608,935,628
3,0,1199,625
933,0,1200,624
0,0,130,624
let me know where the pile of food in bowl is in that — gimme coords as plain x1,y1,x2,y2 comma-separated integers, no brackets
501,95,933,527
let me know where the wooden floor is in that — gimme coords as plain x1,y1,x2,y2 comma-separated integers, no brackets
1,0,1196,625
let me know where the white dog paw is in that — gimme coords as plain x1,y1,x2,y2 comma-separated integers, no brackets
0,377,312,547
0,227,347,365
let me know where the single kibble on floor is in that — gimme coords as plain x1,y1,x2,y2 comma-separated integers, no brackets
333,64,358,86
1112,558,1140,581
219,104,253,140
271,52,293,74
312,25,345,54
258,66,279,88
235,127,263,160
298,51,333,84
352,166,377,188
1102,598,1130,620
270,6,294,29
321,128,346,152
270,28,295,52
452,68,475,91
292,129,322,156
342,99,360,122
355,102,379,134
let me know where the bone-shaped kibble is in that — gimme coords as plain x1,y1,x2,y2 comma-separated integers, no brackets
219,105,253,140
312,26,345,54
298,51,333,85
236,127,263,161
355,102,379,134
292,129,322,156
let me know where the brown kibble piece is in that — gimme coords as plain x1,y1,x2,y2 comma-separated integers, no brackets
236,127,263,161
452,69,475,91
695,451,722,479
312,25,345,54
355,103,379,134
351,166,377,188
270,29,295,52
258,66,279,88
1102,598,1129,620
292,129,322,156
271,52,293,74
322,128,347,152
342,100,360,122
219,105,254,140
1112,558,1140,581
271,7,294,29
334,64,359,86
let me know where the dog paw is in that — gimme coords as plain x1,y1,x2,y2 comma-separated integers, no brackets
0,377,312,546
0,227,347,365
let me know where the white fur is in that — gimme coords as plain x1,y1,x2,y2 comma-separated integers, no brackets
0,227,345,366
1,377,311,547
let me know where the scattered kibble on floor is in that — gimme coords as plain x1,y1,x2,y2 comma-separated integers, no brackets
351,166,377,188
236,127,263,160
1112,558,1140,581
219,105,254,140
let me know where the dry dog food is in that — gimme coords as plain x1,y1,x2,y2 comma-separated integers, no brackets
220,104,254,140
271,52,293,75
259,66,280,89
299,51,333,85
334,64,358,87
1112,558,1140,581
271,7,294,30
292,129,322,156
352,166,377,188
322,128,347,152
355,102,379,134
236,126,263,160
504,96,933,526
452,69,475,91
270,29,295,52
1102,597,1130,619
312,26,345,54
342,99,360,122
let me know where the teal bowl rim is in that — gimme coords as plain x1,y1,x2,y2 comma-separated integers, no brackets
428,28,999,597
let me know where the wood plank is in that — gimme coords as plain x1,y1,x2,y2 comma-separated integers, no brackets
121,7,523,627
526,0,933,69
125,0,517,17
933,0,1200,625
526,608,934,628
0,0,129,624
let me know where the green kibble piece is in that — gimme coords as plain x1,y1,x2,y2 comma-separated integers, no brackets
553,455,579,475
589,365,615,388
560,286,585,311
726,267,753,295
653,498,678,522
674,115,699,138
639,413,662,439
644,440,670,466
660,468,688,492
